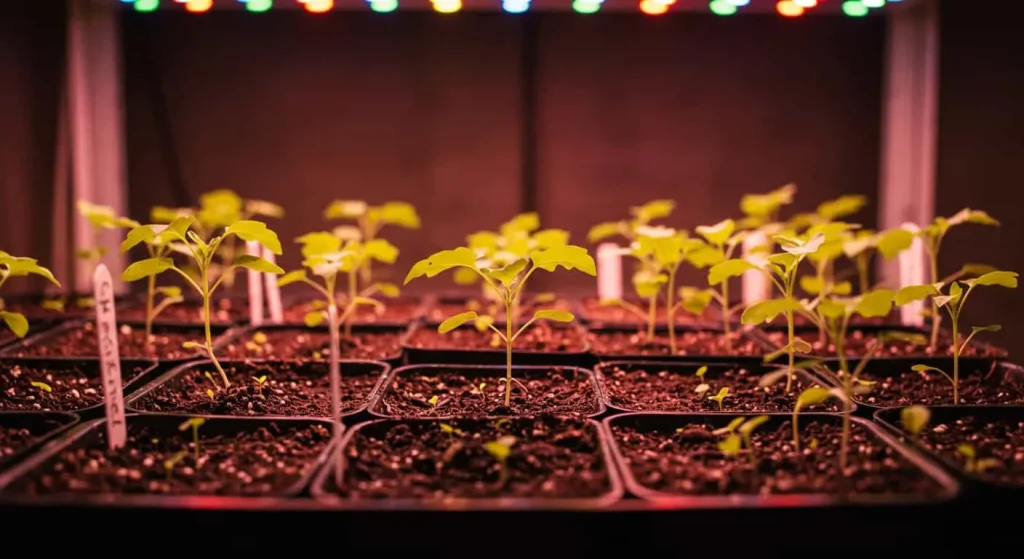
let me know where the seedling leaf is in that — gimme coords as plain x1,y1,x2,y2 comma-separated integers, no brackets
718,434,742,456
963,271,1018,289
695,219,736,246
121,257,174,282
532,309,574,323
795,386,833,412
30,381,52,393
379,201,421,228
900,405,931,437
0,311,28,338
439,311,479,334
854,289,895,318
364,239,399,264
233,255,285,275
895,284,939,306
225,220,283,255
875,228,915,260
709,259,758,286
740,297,803,325
304,311,324,327
404,247,478,283
277,269,307,287
713,417,746,436
531,245,597,275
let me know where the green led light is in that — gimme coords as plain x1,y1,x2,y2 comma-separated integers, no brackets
370,0,398,12
709,0,737,15
247,0,273,12
572,0,601,13
134,0,159,12
842,0,868,16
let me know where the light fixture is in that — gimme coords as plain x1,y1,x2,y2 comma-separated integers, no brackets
842,0,868,15
776,0,804,16
710,0,738,15
639,0,669,15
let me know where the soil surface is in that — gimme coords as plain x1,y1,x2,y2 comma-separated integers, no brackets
282,298,423,324
2,322,211,360
600,364,840,413
763,328,1007,359
4,421,330,496
116,296,246,325
1,420,66,462
329,416,612,499
406,322,587,353
851,364,1024,408
914,415,1024,486
589,329,764,357
132,361,385,417
0,362,151,412
222,328,403,361
577,296,717,325
423,296,572,324
374,367,599,418
613,418,945,496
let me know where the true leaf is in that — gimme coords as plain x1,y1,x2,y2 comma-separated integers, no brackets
680,287,714,315
378,201,421,228
2,258,60,286
740,297,803,325
225,220,283,255
632,199,675,223
439,311,479,334
532,309,574,323
816,195,866,221
233,255,285,275
533,229,570,249
121,224,158,253
632,270,668,298
0,311,28,338
364,239,399,264
245,199,285,219
500,213,540,237
876,228,915,260
405,248,478,284
972,324,1001,335
947,208,999,227
296,232,342,257
854,289,895,318
532,245,597,275
324,200,368,219
277,270,308,287
708,259,758,286
685,244,725,268
900,405,931,437
963,270,1018,289
818,298,849,320
778,234,825,256
895,284,938,306
121,257,174,282
484,259,528,287
800,275,823,295
588,221,623,243
695,219,736,246
377,283,400,297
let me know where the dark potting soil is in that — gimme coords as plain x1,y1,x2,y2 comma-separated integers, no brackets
600,365,840,413
375,368,599,417
915,416,1024,485
222,328,402,361
577,296,716,325
851,365,1024,408
115,296,246,325
282,298,423,324
613,419,944,496
133,362,380,417
333,416,611,499
406,322,586,353
3,322,206,360
4,421,330,496
1,425,52,462
0,362,150,412
763,328,1007,359
588,329,764,357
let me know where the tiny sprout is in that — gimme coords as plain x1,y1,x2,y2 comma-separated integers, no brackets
957,444,1002,474
252,331,268,345
715,416,768,466
792,386,836,451
252,375,268,396
0,251,61,339
41,298,65,312
707,386,730,410
205,389,215,401
808,438,819,450
478,382,486,392
900,405,931,439
203,371,219,390
428,395,439,407
30,381,52,394
484,435,517,488
164,450,188,481
179,417,206,459
439,422,463,437
694,365,710,395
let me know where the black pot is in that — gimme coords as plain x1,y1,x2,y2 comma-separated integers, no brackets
593,360,848,415
588,324,769,366
401,321,592,368
0,413,338,505
873,405,1024,494
125,358,391,420
603,411,958,506
0,358,159,419
367,363,606,419
0,319,237,363
0,411,80,474
308,416,624,509
0,319,64,351
222,323,408,368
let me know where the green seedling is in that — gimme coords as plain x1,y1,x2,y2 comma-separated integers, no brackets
735,233,826,393
840,225,918,295
895,270,1017,404
324,200,419,289
205,389,215,401
278,231,399,338
715,415,769,466
121,216,283,387
76,200,140,267
164,450,188,481
707,386,730,410
957,444,1001,474
797,220,861,343
30,381,52,394
192,189,284,290
252,375,268,396
682,218,753,351
737,183,797,231
588,199,676,245
439,422,465,465
693,365,710,395
178,417,206,460
483,435,517,488
791,386,834,452
0,251,61,339
203,371,219,391
900,405,931,440
428,395,439,407
405,244,595,407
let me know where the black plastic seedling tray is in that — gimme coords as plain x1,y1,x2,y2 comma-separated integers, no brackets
0,411,80,474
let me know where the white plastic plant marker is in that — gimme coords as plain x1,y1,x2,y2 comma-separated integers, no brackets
899,235,926,326
262,245,284,323
246,241,265,326
328,303,343,483
596,242,623,301
742,231,771,305
93,264,126,450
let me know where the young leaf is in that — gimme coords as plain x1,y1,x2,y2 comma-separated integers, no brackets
225,220,283,255
712,417,746,436
121,257,174,282
956,444,976,460
947,208,999,227
0,311,28,338
439,311,479,334
484,436,516,462
632,270,668,298
816,195,866,221
818,298,849,320
900,405,931,437
854,289,895,318
685,244,726,268
404,247,478,283
695,219,736,246
876,228,915,260
695,365,708,380
324,200,368,219
718,434,742,456
708,387,730,409
156,286,182,298
364,239,399,264
179,417,207,430
531,245,597,275
379,201,421,228
708,259,758,286
121,224,158,253
377,283,401,297
352,297,383,310
533,229,571,249
2,258,60,286
587,222,623,243
245,199,285,219
799,275,823,295
777,234,825,256
795,386,833,412
963,271,1018,289
680,287,714,315
894,284,939,306
632,200,676,223
233,255,285,275
972,324,1001,335
277,269,308,287
484,259,528,287
740,297,803,325
297,232,342,257
532,309,574,323
30,381,52,393
304,311,325,327
738,415,769,436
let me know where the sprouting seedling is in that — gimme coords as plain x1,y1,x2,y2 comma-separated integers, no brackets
278,231,399,339
203,371,219,391
0,251,61,339
957,444,1002,474
694,365,710,395
179,417,206,459
439,422,462,438
121,216,284,387
75,200,140,268
122,209,189,352
252,375,268,396
191,189,284,290
707,387,730,410
791,386,837,452
205,389,215,401
684,218,755,351
715,416,769,466
164,450,188,481
900,405,931,440
30,381,52,395
737,183,797,231
796,221,862,343
439,422,465,465
483,435,517,488
405,244,596,407
428,395,439,407
323,200,419,290
734,233,826,393
895,270,1017,404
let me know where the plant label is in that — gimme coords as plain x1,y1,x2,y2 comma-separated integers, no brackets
899,233,926,326
246,241,265,326
742,231,771,305
596,242,623,301
327,303,343,482
262,246,284,323
93,264,126,450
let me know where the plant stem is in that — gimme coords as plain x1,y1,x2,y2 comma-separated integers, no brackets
785,309,795,393
646,296,656,341
201,267,229,388
792,410,800,452
345,269,356,338
951,316,960,405
667,267,677,355
836,320,851,474
929,252,940,352
856,253,869,295
192,427,200,460
816,260,827,346
145,274,155,354
721,279,732,352
504,299,513,408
